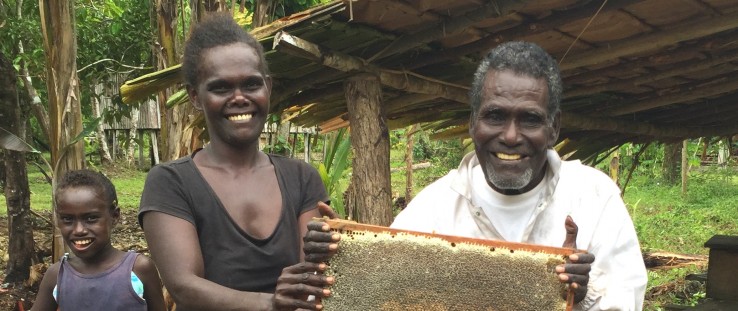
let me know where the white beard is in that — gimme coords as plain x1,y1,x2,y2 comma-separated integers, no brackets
483,162,533,190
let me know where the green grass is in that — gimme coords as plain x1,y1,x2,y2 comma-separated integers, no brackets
0,164,148,214
624,169,738,255
622,168,738,309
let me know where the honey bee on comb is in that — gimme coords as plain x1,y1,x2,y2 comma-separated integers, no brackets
321,219,579,311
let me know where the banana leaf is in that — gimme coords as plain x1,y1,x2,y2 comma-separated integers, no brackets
0,127,40,153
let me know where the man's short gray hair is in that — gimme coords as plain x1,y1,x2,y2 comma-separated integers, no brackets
469,41,562,122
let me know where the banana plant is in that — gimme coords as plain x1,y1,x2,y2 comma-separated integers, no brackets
0,116,103,184
316,128,351,218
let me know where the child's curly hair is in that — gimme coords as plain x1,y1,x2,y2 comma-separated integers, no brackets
56,169,118,211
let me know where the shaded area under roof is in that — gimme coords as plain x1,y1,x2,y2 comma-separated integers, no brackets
123,0,738,161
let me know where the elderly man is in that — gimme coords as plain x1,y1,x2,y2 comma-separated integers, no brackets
305,41,647,311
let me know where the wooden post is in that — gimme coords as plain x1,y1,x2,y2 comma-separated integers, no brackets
609,151,619,185
304,133,311,163
405,125,418,203
111,131,117,160
681,140,688,195
345,74,392,226
138,130,145,169
150,131,160,165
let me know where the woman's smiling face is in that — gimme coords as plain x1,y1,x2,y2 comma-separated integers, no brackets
188,42,272,148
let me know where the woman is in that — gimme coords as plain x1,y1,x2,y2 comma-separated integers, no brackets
139,13,333,311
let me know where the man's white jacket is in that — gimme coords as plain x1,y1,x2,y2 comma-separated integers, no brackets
392,150,647,311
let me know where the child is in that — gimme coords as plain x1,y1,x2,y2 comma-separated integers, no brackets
31,170,166,311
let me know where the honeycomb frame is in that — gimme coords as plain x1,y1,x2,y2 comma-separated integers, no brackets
321,219,579,311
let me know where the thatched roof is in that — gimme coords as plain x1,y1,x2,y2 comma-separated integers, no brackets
123,0,738,160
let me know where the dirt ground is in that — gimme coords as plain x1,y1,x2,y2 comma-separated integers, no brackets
0,208,146,310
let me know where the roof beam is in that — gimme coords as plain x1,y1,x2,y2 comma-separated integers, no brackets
402,0,640,70
385,94,439,115
367,0,532,62
559,10,738,71
274,31,470,103
383,1,487,39
562,33,738,83
562,112,738,138
605,77,738,116
565,52,738,98
653,92,738,122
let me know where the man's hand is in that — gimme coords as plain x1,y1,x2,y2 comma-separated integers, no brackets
272,262,334,310
557,216,594,304
303,221,340,263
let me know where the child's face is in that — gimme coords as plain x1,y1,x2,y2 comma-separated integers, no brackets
56,186,119,259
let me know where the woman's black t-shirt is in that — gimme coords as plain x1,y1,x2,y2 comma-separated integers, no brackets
138,153,328,297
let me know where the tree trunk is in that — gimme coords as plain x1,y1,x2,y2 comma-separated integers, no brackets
92,83,113,165
344,74,392,226
662,142,681,185
126,110,140,165
155,0,179,162
0,51,36,283
40,0,86,261
157,0,213,162
253,0,276,27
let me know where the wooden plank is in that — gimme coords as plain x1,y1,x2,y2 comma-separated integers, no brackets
565,52,738,98
559,10,738,71
562,112,738,138
367,0,533,62
606,78,738,116
403,0,641,70
273,32,470,103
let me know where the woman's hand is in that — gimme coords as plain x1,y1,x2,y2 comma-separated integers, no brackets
272,262,334,310
303,221,340,263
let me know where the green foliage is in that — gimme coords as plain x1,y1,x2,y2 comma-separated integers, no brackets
625,170,738,254
623,167,737,310
263,114,292,155
239,0,330,29
0,165,148,215
0,127,41,153
76,0,152,80
315,128,351,218
265,136,292,155
0,0,47,105
389,129,465,199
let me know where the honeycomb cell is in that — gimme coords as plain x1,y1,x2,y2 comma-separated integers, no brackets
321,220,575,311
